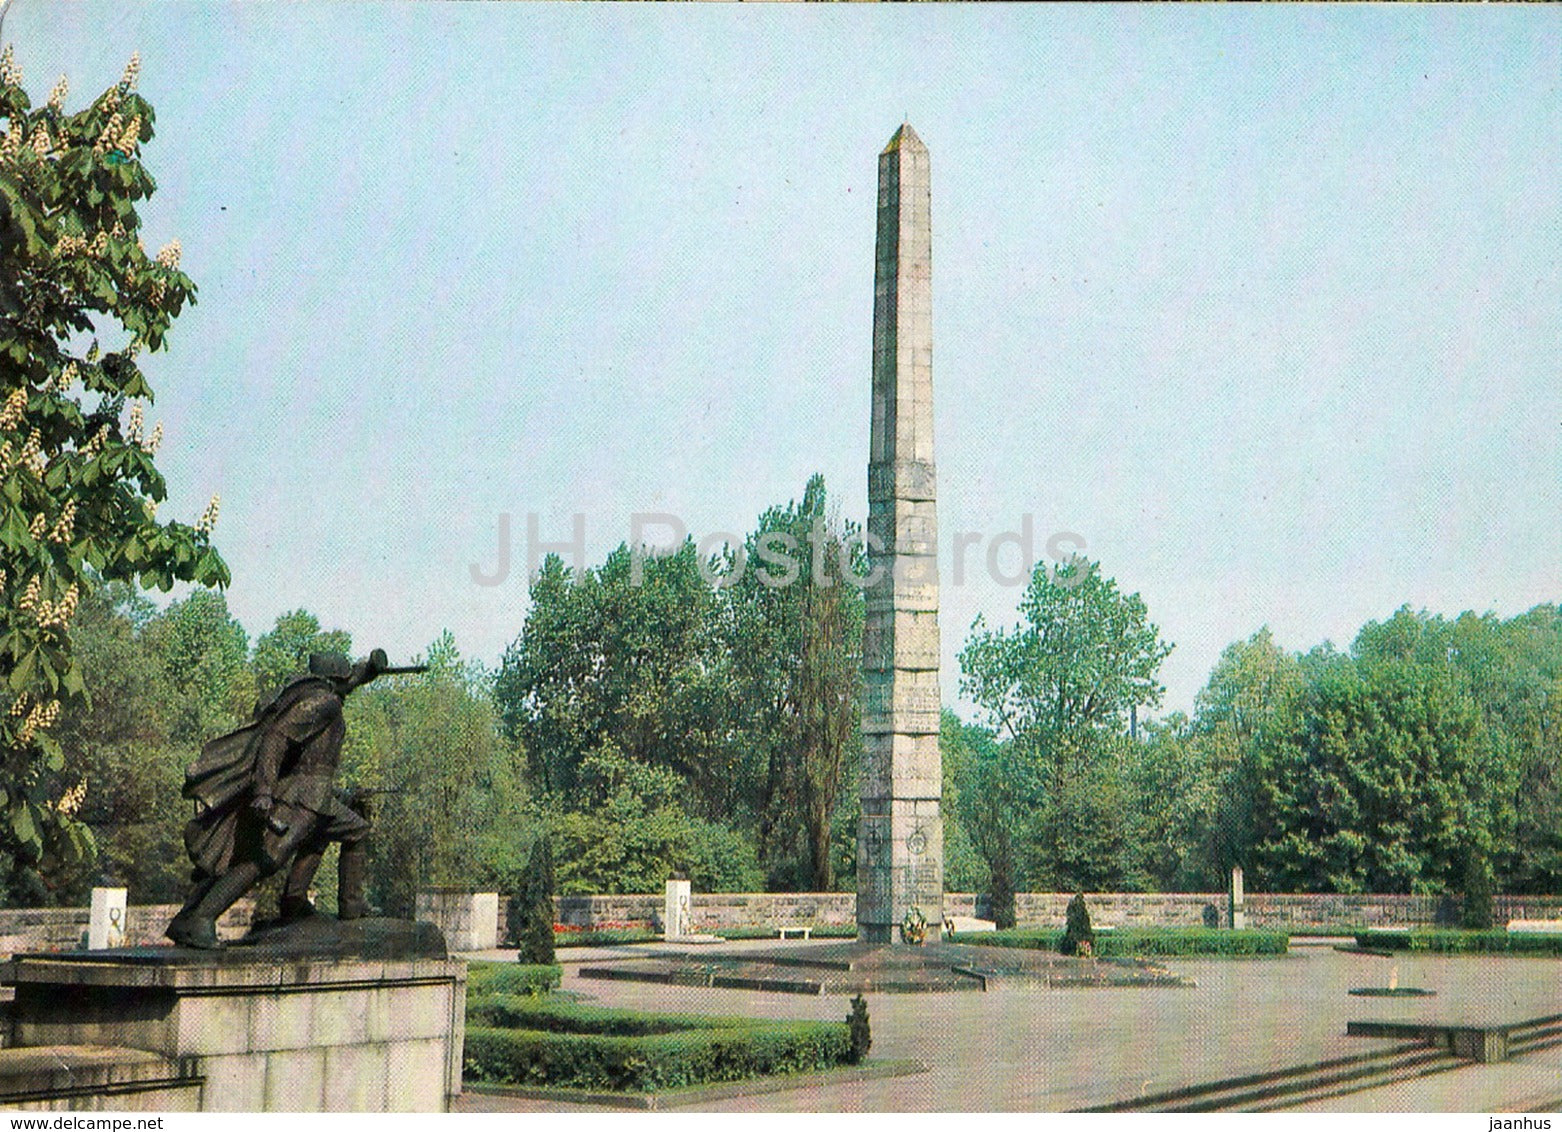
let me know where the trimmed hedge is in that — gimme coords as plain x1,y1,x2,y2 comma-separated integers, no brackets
466,963,562,997
946,927,1289,956
468,994,758,1035
462,995,853,1091
1355,930,1562,955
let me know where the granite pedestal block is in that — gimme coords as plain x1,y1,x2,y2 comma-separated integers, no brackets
2,947,465,1112
415,889,499,952
0,1045,202,1110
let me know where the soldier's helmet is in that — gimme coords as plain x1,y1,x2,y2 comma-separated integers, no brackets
308,652,354,680
309,649,391,692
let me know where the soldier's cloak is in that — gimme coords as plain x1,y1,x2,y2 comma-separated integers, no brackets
181,675,334,878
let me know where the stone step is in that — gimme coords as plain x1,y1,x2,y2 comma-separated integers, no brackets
1083,1042,1454,1113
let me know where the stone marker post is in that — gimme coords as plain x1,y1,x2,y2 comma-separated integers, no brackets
88,885,127,949
1231,866,1247,930
858,123,944,944
664,878,691,940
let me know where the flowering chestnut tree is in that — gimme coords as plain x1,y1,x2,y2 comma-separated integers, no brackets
1,47,227,882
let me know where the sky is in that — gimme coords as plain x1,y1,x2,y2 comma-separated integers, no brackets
11,4,1560,718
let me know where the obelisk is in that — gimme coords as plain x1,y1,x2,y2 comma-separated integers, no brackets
858,123,943,944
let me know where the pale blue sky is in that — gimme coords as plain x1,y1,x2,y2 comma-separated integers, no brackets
13,4,1560,715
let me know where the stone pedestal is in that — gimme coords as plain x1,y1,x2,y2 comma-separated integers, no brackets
664,879,691,939
1,949,465,1112
660,880,721,943
1231,867,1247,930
88,888,127,950
415,889,499,952
0,1045,201,1111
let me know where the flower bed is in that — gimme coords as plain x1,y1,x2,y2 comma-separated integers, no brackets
946,926,1289,956
552,927,660,947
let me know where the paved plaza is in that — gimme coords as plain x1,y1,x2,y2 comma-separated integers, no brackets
457,940,1562,1113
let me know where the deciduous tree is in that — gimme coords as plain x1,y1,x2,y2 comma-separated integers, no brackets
1,52,227,890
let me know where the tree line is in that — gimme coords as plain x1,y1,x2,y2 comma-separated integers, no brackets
5,477,1559,916
948,566,1562,925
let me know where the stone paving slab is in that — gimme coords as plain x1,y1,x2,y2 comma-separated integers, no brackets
576,942,1192,995
456,948,1562,1112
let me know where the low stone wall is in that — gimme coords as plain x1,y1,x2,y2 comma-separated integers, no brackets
0,901,256,959
539,891,1562,935
549,892,857,934
947,892,1228,928
9,889,1562,953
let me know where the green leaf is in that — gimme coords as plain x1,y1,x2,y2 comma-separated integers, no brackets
9,647,38,693
11,803,37,848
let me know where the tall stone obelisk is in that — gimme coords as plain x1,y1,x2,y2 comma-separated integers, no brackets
858,123,943,944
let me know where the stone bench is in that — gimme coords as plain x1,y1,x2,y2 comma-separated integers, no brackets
777,925,813,940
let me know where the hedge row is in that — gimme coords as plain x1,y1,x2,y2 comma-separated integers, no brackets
466,963,562,997
467,994,754,1036
463,1016,853,1091
946,927,1290,956
1355,930,1562,955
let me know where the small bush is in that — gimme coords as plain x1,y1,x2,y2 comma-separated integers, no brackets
1355,930,1562,955
467,963,562,998
1060,892,1095,956
948,927,1290,956
847,994,870,1063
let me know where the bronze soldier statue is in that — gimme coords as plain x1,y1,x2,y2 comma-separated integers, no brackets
167,648,424,949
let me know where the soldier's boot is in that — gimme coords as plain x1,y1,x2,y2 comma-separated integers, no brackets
336,840,369,921
166,863,261,949
165,877,216,946
280,845,326,921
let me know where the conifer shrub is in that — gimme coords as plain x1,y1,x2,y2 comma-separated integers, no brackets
1060,892,1095,956
847,994,871,1063
516,837,556,964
